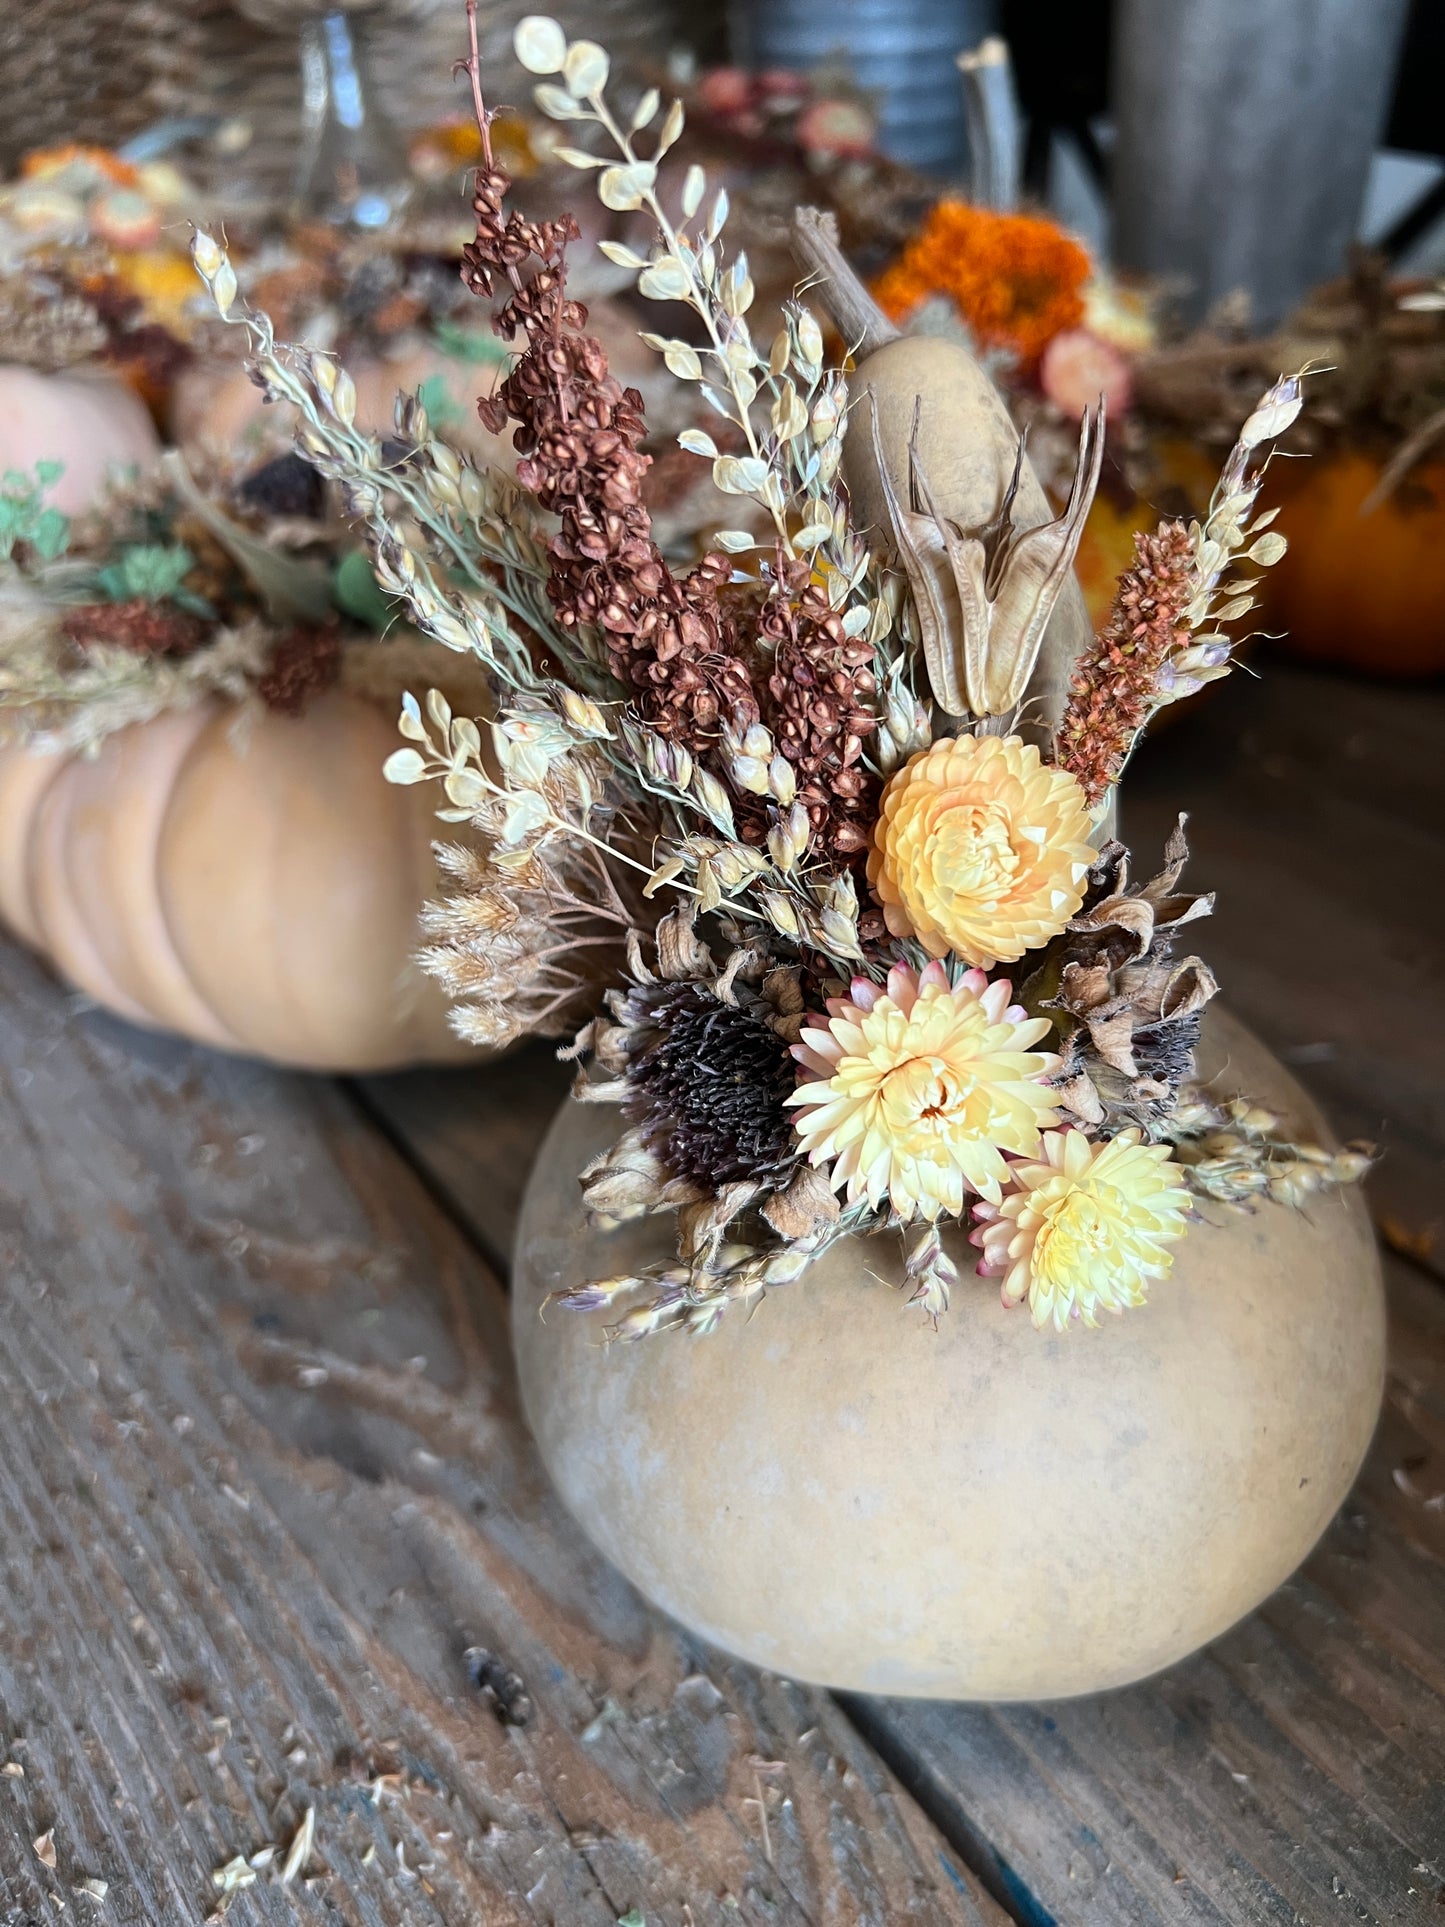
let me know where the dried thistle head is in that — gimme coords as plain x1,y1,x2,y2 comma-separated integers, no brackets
571,907,834,1265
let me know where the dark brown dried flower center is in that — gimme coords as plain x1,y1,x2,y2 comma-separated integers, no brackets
627,984,798,1192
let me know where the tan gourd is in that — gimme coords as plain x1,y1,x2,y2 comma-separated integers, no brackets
0,689,474,1071
792,211,1101,735
513,1009,1384,1700
0,363,160,513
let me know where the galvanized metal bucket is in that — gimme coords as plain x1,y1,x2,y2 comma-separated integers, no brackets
729,0,999,175
1111,0,1411,325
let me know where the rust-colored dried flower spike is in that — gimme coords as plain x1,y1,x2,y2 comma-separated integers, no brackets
1054,520,1194,805
254,621,343,714
456,0,755,753
761,559,879,860
61,599,204,658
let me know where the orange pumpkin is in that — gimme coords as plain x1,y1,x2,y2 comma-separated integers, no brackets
1259,452,1445,678
1074,440,1219,628
0,689,474,1071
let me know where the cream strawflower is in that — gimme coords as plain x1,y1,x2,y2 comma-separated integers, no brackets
787,961,1060,1219
867,733,1096,965
972,1128,1192,1332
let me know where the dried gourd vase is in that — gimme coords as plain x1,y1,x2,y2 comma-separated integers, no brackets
512,1008,1384,1699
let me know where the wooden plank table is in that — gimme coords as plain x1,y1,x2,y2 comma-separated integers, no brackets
0,660,1441,1926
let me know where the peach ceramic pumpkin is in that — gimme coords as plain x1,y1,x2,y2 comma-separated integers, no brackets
0,689,473,1071
0,363,160,512
1259,451,1445,678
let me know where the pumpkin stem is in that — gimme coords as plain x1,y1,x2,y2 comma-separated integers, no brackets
791,208,899,359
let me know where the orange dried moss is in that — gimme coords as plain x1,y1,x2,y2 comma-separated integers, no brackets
873,201,1090,364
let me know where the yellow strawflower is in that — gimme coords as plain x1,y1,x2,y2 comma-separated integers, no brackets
972,1128,1192,1332
868,733,1096,965
787,961,1060,1219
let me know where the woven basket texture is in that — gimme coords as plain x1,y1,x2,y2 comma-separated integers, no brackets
0,0,670,202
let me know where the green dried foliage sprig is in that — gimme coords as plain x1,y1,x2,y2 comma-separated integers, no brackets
0,464,70,570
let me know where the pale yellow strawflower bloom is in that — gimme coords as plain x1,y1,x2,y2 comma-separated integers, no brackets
867,733,1096,965
972,1128,1192,1332
787,961,1060,1219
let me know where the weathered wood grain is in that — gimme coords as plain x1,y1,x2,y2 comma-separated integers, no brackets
0,943,1002,1927
358,1040,572,1280
846,1251,1445,1927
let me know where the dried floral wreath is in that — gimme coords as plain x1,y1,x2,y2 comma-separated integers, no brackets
0,448,493,755
188,6,1370,1339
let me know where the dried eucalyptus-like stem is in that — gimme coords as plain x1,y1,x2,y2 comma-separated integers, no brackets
524,15,888,617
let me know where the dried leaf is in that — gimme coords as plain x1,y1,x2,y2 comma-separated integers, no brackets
534,82,588,120
638,257,691,303
562,38,609,96
630,86,660,132
383,748,429,785
597,162,654,211
597,239,645,268
514,14,567,73
712,455,768,497
658,98,685,154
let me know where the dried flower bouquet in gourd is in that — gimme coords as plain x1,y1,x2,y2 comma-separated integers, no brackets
189,6,1370,1338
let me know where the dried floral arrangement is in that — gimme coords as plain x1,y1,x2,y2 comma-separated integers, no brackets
186,7,1370,1339
0,447,485,754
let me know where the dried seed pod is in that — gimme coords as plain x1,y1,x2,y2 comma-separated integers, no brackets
791,209,1099,739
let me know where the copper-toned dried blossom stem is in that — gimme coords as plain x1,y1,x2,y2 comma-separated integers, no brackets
459,0,495,171
1054,373,1304,808
760,550,880,864
1053,520,1194,807
457,59,759,760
